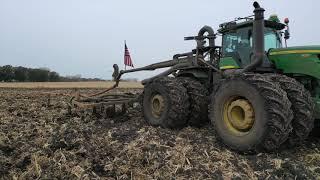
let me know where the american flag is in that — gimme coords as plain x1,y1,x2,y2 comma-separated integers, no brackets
124,42,134,67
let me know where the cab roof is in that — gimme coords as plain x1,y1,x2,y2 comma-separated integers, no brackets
218,20,286,34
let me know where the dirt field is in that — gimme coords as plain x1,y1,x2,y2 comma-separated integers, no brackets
0,87,320,179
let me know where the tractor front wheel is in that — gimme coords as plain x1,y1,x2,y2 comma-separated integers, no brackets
209,73,293,152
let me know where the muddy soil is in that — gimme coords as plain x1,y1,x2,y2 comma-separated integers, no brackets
0,89,319,179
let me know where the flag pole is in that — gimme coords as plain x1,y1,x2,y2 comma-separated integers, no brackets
124,40,127,70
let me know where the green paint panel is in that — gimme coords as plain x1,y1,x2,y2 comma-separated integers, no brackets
269,46,320,79
269,46,320,118
270,45,320,53
219,57,240,69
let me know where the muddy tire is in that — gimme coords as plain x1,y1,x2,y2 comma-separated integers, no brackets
266,74,315,145
177,77,209,127
311,120,320,137
142,77,189,129
209,73,293,153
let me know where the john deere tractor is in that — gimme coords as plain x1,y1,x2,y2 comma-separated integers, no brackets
107,2,319,152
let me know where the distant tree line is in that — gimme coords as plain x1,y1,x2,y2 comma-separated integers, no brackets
0,65,103,82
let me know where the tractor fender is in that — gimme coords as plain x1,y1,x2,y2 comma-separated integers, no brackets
176,68,209,79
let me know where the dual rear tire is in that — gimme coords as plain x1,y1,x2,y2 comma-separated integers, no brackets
142,77,208,128
142,77,189,128
267,74,315,145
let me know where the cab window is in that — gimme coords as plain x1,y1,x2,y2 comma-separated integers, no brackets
222,27,251,57
249,28,282,51
264,29,282,51
222,27,282,57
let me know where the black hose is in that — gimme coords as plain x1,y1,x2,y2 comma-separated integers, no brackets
198,26,215,47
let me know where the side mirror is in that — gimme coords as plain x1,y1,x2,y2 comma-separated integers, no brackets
284,18,290,40
284,30,290,40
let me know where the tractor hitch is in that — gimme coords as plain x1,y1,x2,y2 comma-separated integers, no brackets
68,64,141,118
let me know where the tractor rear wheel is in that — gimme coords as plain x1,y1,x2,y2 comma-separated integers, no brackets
311,120,320,137
209,73,293,152
142,77,190,128
177,77,209,127
266,74,315,145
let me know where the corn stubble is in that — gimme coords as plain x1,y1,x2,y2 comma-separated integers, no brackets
0,88,319,179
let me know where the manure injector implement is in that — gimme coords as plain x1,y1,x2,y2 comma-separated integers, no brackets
70,2,320,153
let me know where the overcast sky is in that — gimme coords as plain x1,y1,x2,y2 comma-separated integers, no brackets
0,0,319,80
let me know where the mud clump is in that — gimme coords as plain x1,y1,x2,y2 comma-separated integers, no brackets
0,89,319,179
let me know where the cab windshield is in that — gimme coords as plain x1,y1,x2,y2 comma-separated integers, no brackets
222,27,282,57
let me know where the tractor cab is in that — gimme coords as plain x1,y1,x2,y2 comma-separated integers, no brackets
218,17,286,70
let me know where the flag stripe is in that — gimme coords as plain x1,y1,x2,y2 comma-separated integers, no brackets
124,43,134,67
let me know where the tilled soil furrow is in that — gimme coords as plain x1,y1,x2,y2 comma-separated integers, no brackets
0,89,319,179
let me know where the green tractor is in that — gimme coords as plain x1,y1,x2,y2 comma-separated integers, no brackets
104,2,320,153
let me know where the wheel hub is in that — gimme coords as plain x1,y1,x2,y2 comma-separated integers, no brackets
223,98,255,134
151,94,165,118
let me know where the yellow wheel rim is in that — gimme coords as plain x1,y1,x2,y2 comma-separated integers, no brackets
151,94,165,118
223,97,255,135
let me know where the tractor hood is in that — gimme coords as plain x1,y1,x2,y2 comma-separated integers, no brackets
268,45,320,79
269,46,320,56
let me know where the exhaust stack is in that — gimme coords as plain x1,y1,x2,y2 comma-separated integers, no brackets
242,1,265,72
